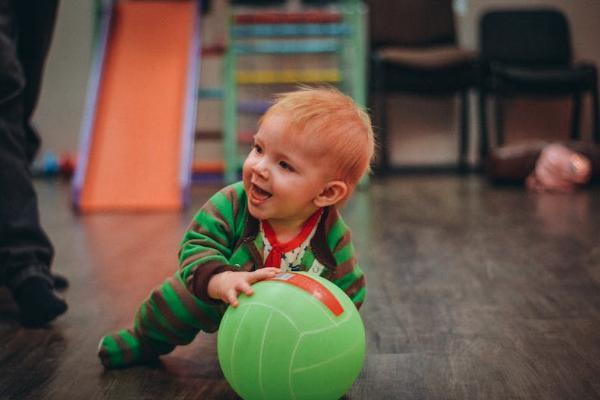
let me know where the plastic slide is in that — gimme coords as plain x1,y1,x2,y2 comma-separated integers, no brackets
73,1,200,212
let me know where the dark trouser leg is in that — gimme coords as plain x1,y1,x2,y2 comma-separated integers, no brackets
0,0,55,291
15,0,59,163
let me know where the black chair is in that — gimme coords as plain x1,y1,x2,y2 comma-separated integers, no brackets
478,8,600,160
368,0,479,174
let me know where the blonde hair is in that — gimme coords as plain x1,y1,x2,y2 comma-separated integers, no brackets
260,87,375,195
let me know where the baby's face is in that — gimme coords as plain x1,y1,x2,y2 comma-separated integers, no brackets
242,114,333,229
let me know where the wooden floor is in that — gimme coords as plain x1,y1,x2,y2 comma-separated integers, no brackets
2,175,600,399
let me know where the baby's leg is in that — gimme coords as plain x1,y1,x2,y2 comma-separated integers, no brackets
98,274,224,368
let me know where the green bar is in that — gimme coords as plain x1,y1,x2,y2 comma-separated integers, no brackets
350,1,367,108
345,1,369,187
223,12,238,184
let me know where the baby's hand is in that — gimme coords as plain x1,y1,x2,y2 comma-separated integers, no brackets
207,268,281,307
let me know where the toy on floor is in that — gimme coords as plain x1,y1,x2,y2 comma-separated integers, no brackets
32,152,75,178
217,272,365,400
526,143,592,193
487,141,600,193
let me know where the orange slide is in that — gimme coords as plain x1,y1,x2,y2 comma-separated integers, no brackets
73,1,199,212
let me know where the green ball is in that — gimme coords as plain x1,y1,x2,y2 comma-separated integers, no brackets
218,272,365,400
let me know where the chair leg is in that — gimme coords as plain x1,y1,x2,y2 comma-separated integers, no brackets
570,92,581,141
458,89,469,173
592,84,600,144
478,88,489,164
374,59,389,175
494,95,505,146
376,90,389,174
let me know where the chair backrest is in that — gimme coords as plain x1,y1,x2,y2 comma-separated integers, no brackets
479,9,572,67
367,0,456,48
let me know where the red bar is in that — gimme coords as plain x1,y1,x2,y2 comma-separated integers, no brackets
235,12,342,24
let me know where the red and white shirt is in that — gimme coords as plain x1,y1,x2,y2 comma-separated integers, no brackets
261,209,325,274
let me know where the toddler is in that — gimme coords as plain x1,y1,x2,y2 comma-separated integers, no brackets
98,87,374,368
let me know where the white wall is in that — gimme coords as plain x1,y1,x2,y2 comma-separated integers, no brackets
32,0,93,158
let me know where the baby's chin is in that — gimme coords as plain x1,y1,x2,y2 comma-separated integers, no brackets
246,201,268,221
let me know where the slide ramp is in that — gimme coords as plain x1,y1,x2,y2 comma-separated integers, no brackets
73,1,199,212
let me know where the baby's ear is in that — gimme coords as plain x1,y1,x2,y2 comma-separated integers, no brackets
314,181,348,207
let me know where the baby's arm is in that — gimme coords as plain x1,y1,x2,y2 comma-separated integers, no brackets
179,185,281,304
178,185,246,301
207,268,280,307
326,209,366,310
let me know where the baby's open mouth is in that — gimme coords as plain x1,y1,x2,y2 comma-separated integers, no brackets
251,183,272,200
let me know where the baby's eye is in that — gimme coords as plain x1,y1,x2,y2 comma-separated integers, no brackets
279,161,293,171
253,144,263,154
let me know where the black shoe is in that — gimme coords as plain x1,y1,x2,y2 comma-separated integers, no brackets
14,277,68,327
52,273,69,291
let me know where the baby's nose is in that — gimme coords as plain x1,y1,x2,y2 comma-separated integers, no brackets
252,160,270,178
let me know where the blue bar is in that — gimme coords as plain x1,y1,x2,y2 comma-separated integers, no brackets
238,100,271,114
234,39,341,54
180,0,203,208
232,23,351,37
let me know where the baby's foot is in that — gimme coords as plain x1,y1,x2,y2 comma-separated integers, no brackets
98,329,159,368
14,277,67,327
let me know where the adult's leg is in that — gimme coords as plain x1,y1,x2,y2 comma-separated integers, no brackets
14,0,59,163
14,0,67,291
0,0,65,325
